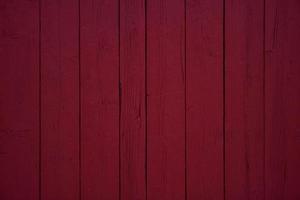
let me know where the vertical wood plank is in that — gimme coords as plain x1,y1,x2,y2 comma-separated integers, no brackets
147,0,185,199
120,0,146,199
265,0,300,199
0,0,39,199
186,0,223,199
40,0,80,199
81,0,119,199
225,0,265,199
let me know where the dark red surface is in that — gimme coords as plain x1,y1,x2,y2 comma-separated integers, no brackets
186,0,223,199
0,0,39,199
81,0,119,199
0,0,299,200
265,0,300,199
225,0,265,199
147,0,185,199
41,0,80,199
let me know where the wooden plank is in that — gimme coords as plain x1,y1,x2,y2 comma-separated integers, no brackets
186,0,223,199
225,0,265,199
80,0,119,199
147,0,185,199
120,0,146,199
0,0,39,199
265,0,300,199
40,0,80,199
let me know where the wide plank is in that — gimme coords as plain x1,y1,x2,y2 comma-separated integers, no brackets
40,0,80,199
186,0,224,199
265,0,300,199
147,0,185,199
0,0,39,199
225,0,265,199
120,0,146,199
81,0,119,199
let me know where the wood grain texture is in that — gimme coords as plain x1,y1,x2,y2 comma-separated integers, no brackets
120,0,146,199
40,0,80,199
186,0,223,199
147,0,185,199
1,1,300,199
225,0,265,199
81,0,119,199
0,0,39,199
265,0,300,199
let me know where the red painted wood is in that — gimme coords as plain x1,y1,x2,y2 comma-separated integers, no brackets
225,0,265,199
186,0,223,199
40,0,80,199
265,0,300,199
147,0,185,199
120,0,146,199
81,0,119,199
1,1,300,199
0,0,39,199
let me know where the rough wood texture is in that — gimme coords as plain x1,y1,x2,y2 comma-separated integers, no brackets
81,0,119,199
147,0,185,199
0,0,39,199
186,0,223,199
120,0,146,199
225,0,265,199
265,0,300,199
40,0,80,199
0,1,299,199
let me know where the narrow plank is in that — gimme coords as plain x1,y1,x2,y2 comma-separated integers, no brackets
225,0,265,199
186,0,223,199
265,0,300,199
81,0,119,199
40,0,80,199
0,0,39,199
147,0,185,199
120,0,146,199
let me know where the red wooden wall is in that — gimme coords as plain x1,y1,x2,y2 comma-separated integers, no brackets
0,0,299,199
